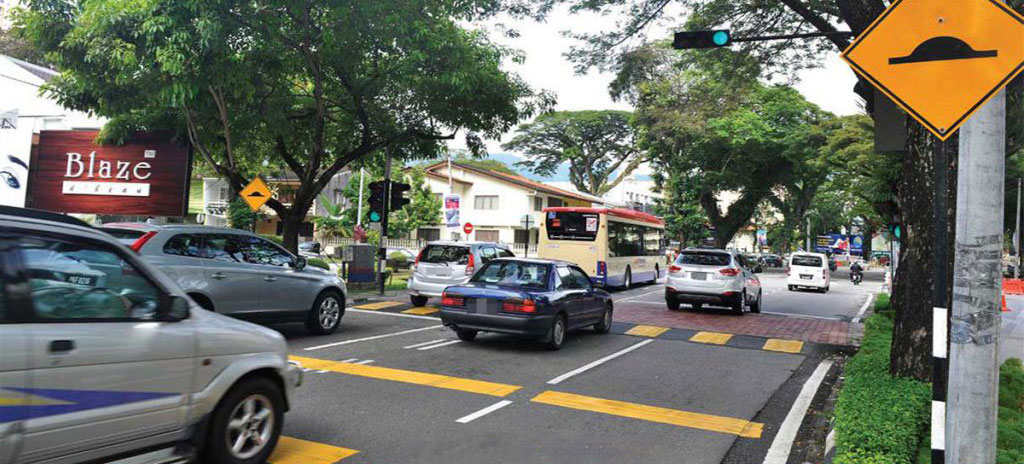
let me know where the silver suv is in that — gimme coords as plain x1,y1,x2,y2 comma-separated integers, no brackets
664,248,762,314
407,241,514,306
0,206,301,464
102,224,347,335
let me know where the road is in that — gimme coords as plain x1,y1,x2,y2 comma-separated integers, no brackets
266,268,873,464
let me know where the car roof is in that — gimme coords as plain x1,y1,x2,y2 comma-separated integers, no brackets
0,206,123,245
683,247,731,254
106,224,256,234
490,257,574,266
424,241,509,248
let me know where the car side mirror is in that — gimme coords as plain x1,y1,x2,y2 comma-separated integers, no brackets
158,295,190,321
292,255,307,270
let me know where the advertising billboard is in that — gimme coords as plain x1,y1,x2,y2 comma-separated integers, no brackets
27,131,191,216
444,194,460,228
0,109,35,208
815,234,865,255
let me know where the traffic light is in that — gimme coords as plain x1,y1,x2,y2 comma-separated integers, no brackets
672,30,731,49
368,180,387,223
389,181,411,212
889,223,902,240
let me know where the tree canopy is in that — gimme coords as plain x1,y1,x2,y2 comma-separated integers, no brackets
502,110,642,195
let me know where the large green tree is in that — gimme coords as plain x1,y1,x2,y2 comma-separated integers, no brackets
337,166,441,238
502,110,642,195
15,0,547,251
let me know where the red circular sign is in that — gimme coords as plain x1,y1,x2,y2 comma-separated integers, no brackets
463,222,474,235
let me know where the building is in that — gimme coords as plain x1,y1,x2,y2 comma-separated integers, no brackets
549,173,662,213
415,161,605,248
1,54,104,132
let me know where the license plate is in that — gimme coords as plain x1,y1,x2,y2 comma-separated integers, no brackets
691,272,707,280
66,275,96,286
800,274,813,280
430,268,449,276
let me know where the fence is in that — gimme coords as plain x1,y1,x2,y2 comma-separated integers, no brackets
510,243,539,257
321,237,426,254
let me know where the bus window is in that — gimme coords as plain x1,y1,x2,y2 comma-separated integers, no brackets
546,211,599,241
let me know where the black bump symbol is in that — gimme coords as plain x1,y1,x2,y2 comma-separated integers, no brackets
890,36,997,64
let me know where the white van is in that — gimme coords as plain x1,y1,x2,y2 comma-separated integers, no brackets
787,252,830,292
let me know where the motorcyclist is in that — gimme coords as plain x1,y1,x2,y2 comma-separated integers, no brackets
850,260,864,283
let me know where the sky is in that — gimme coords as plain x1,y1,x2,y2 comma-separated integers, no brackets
450,5,864,181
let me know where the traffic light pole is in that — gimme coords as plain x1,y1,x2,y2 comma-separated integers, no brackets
930,134,950,464
379,151,392,296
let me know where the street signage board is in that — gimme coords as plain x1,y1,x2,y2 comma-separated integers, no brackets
463,222,474,235
841,0,1024,140
240,176,271,212
444,194,460,228
27,130,191,216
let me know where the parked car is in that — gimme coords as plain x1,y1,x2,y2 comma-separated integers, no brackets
407,241,514,307
664,248,762,314
100,223,347,334
0,206,302,464
298,240,322,256
787,252,831,292
742,254,765,273
763,254,784,267
439,258,613,350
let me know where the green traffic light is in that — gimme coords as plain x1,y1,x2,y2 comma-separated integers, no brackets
369,211,381,222
712,31,729,46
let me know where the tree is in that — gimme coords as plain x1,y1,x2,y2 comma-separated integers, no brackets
652,169,710,246
0,26,49,65
339,167,441,238
502,110,642,195
15,0,547,252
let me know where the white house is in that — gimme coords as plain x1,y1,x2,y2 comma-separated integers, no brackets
550,173,662,213
415,161,605,249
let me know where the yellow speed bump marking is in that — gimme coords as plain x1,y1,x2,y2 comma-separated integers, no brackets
289,355,521,397
531,391,762,438
402,306,440,315
624,325,669,338
762,339,804,354
269,436,359,464
690,331,733,345
355,301,404,310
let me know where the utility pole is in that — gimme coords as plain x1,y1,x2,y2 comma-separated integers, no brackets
377,152,392,296
946,91,1004,464
357,168,365,226
806,216,811,252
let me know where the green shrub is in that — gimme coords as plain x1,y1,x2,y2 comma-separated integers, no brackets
306,257,330,270
389,251,409,262
999,358,1024,464
874,293,893,320
833,314,931,464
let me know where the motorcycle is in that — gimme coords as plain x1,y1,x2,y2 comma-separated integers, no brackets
850,270,863,285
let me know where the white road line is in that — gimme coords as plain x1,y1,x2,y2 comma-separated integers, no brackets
346,307,439,320
417,339,461,351
763,359,834,464
303,325,445,351
403,338,449,349
616,289,664,303
546,339,654,385
354,359,375,365
341,358,359,363
455,400,514,424
851,293,875,323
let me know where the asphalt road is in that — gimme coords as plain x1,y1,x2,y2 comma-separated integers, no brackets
270,271,869,464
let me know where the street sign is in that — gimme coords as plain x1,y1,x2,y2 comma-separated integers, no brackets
463,222,474,235
520,214,535,229
239,176,271,211
841,0,1024,140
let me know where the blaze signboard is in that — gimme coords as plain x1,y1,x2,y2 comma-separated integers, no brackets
27,131,191,216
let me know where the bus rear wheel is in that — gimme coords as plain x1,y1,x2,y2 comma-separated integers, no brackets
621,267,632,289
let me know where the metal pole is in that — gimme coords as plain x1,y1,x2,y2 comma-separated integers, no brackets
806,216,811,251
357,168,365,226
946,90,1004,464
930,135,950,464
1015,178,1021,278
378,152,392,296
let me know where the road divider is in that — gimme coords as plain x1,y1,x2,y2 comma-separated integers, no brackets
355,301,405,310
403,306,440,315
624,325,670,337
269,436,359,464
530,390,763,438
289,355,522,397
763,339,805,354
690,331,733,345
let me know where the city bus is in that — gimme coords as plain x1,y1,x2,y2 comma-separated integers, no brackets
538,207,665,288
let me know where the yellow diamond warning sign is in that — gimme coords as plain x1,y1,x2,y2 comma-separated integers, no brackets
841,0,1024,140
239,177,271,212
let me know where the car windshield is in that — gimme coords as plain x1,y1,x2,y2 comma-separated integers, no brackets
420,245,470,264
676,252,731,266
470,261,550,289
792,255,823,267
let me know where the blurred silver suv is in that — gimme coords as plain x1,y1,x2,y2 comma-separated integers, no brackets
407,241,513,306
0,206,301,464
664,248,762,314
101,224,347,335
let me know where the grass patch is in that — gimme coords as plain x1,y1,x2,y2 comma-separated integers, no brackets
833,314,930,464
188,179,203,215
1000,358,1024,464
874,293,893,320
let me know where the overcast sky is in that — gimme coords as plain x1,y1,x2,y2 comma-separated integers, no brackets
453,6,863,159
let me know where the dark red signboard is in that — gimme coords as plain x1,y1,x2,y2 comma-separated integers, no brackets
27,131,191,216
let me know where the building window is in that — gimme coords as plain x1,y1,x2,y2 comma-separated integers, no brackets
548,197,564,207
476,230,500,242
219,187,229,200
533,197,543,211
474,195,499,210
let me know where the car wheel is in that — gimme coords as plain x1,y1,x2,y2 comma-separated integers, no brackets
750,290,762,313
545,315,567,350
622,267,632,289
692,303,702,311
666,298,680,311
652,265,660,284
788,285,796,291
594,304,613,333
456,329,478,342
306,291,344,335
203,377,283,464
732,291,745,314
410,295,429,307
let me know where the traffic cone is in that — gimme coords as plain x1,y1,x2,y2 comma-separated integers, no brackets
1003,294,1010,312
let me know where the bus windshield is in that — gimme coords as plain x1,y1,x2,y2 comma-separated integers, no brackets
545,211,599,241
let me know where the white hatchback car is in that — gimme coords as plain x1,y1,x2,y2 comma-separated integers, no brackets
664,248,762,314
787,252,831,292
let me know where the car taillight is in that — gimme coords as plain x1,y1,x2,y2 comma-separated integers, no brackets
441,292,464,307
596,261,607,276
719,268,740,277
823,269,828,279
465,253,475,276
130,231,158,252
502,299,536,314
413,249,424,270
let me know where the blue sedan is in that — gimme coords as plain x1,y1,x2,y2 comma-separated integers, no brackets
439,258,614,350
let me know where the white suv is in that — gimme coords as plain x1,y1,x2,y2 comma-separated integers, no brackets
787,252,831,292
664,248,762,314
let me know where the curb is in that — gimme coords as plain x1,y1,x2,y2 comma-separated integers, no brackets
824,428,836,463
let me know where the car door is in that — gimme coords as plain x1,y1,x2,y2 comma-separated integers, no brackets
198,233,265,314
569,266,603,323
14,233,196,463
238,234,320,314
0,237,31,464
553,266,588,326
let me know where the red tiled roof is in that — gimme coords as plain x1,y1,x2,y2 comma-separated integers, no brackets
423,161,599,204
